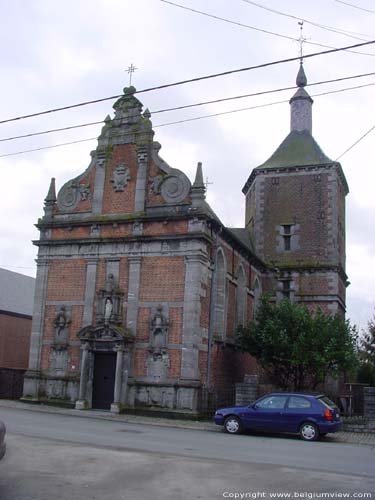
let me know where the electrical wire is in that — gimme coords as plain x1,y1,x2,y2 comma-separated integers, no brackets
1,71,374,144
240,0,374,41
0,38,374,127
336,124,375,160
160,0,375,56
334,0,375,13
1,81,374,159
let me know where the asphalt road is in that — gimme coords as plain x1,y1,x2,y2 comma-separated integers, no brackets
0,406,374,500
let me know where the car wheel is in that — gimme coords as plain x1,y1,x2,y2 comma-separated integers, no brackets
300,422,319,441
224,416,242,434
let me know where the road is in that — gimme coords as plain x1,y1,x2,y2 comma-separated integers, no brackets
0,406,374,500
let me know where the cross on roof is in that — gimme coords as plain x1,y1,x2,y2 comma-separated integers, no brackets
297,21,307,62
205,177,213,190
126,64,138,86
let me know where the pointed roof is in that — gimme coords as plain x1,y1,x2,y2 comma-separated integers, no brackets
256,64,332,170
44,177,56,204
256,129,333,169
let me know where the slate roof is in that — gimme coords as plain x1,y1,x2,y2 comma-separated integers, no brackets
226,228,256,254
256,129,333,170
0,268,35,316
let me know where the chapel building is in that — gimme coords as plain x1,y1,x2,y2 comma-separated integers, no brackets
23,64,348,414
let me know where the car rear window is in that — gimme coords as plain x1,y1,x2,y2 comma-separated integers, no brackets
288,396,311,409
317,396,336,409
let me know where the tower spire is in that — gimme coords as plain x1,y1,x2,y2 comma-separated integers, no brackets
191,162,206,207
290,22,313,134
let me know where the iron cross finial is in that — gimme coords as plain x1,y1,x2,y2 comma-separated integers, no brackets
126,64,138,86
205,177,213,190
297,21,306,63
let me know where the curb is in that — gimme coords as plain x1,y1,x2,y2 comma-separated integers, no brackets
1,400,375,445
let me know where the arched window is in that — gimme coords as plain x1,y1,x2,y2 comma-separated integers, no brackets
253,277,262,318
236,265,247,327
213,249,226,340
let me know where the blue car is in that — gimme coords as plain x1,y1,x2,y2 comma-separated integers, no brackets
0,419,5,460
214,392,342,441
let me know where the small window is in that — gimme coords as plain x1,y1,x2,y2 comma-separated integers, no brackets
284,235,291,251
288,396,312,409
283,225,292,235
282,280,290,290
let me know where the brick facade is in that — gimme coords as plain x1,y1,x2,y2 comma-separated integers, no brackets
23,69,348,415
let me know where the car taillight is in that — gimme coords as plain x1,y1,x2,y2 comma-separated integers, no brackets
324,408,333,421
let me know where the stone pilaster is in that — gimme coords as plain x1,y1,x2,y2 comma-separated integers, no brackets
111,346,124,414
181,255,207,380
134,146,148,212
126,257,142,334
22,256,49,400
75,343,90,409
92,154,106,214
82,260,98,326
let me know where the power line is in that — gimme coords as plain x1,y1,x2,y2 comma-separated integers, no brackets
334,0,375,13
1,81,374,159
160,0,375,56
155,82,375,128
1,71,375,144
240,0,374,41
1,39,374,127
336,123,375,160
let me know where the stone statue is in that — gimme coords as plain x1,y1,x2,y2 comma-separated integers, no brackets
151,305,169,354
53,306,70,343
104,298,113,325
104,273,115,294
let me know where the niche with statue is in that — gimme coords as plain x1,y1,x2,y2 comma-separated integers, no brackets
96,273,124,327
147,304,170,381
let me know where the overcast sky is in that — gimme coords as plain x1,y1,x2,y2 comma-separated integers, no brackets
0,0,374,330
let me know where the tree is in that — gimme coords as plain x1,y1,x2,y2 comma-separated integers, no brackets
357,311,375,385
236,296,358,391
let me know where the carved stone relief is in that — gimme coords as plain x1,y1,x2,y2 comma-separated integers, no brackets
57,181,91,211
53,305,71,345
150,304,169,356
111,164,131,192
160,174,190,203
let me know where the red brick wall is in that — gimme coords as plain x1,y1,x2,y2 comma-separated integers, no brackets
168,307,183,344
100,224,132,238
134,349,147,377
200,281,210,329
208,344,260,390
46,260,87,301
262,173,330,264
0,313,31,369
168,349,181,378
139,257,185,301
137,308,151,342
51,227,90,240
102,144,137,214
143,220,188,236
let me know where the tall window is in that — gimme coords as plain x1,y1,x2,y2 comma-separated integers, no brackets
236,265,247,327
253,277,261,318
213,249,226,340
282,224,292,251
281,279,291,300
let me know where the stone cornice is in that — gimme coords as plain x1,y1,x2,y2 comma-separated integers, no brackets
242,162,345,196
